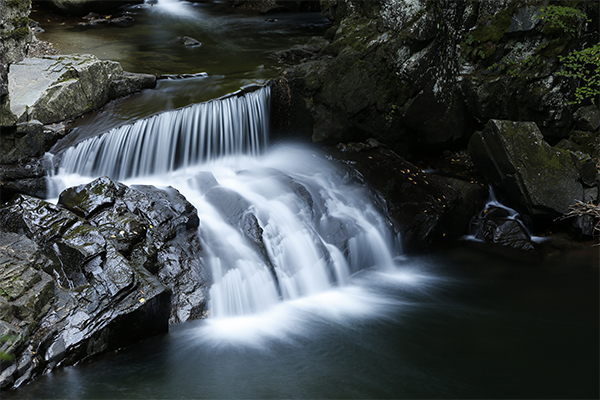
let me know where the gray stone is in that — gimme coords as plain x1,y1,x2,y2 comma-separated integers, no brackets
181,36,202,47
468,120,584,217
573,105,600,132
7,54,156,124
508,6,542,33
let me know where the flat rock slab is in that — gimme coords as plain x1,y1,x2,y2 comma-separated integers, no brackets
7,54,156,124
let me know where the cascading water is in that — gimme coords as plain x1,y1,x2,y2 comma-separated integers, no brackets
49,86,402,322
146,0,191,16
57,89,269,181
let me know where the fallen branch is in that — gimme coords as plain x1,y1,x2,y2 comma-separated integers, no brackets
556,201,600,240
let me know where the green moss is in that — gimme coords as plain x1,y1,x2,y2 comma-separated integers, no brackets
471,3,519,44
0,26,30,41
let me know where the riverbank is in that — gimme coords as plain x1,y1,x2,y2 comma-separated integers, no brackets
0,0,598,394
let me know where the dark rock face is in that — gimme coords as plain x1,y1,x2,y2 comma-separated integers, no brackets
470,205,536,252
274,0,597,153
325,141,488,251
58,177,206,323
0,177,207,389
468,120,584,218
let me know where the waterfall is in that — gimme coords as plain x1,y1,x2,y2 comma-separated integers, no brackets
50,86,402,319
146,0,191,16
57,87,269,181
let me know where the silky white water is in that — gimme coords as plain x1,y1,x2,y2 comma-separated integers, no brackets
48,86,407,337
147,0,193,17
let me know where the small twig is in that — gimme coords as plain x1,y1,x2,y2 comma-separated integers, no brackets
556,201,600,238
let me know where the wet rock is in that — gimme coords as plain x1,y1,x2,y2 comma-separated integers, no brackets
573,105,600,132
0,156,49,203
59,176,126,218
6,54,156,125
326,141,488,251
181,36,202,47
203,186,278,280
187,171,219,195
79,15,135,27
59,177,206,324
470,206,536,251
0,186,184,388
469,120,584,217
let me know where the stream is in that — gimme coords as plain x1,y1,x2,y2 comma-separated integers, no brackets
6,1,599,398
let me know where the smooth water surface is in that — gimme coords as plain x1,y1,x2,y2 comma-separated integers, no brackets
6,246,598,399
35,1,329,141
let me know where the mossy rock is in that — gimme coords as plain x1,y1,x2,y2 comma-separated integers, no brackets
469,119,584,217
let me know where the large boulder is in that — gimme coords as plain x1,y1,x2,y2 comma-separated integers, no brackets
468,120,584,218
6,54,156,125
0,176,208,389
274,0,597,153
325,140,488,251
58,177,207,324
0,195,171,389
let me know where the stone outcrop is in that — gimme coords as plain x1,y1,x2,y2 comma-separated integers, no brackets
0,53,157,203
0,177,208,390
468,120,585,218
273,0,598,154
0,0,33,127
325,140,488,251
6,54,156,125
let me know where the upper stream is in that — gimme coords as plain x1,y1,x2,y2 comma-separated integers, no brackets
7,1,598,398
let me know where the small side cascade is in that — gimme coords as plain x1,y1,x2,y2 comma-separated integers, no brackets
56,87,270,181
468,186,541,250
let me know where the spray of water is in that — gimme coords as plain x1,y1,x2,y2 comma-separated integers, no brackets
48,86,421,342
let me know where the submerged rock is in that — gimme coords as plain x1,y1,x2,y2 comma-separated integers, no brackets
181,36,202,47
468,120,584,218
470,205,536,252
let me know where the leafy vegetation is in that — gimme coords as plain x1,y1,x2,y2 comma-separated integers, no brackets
0,335,17,362
557,43,600,105
539,5,590,35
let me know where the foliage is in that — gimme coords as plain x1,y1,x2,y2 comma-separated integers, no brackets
557,43,600,104
385,104,398,123
539,5,590,35
0,335,17,362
